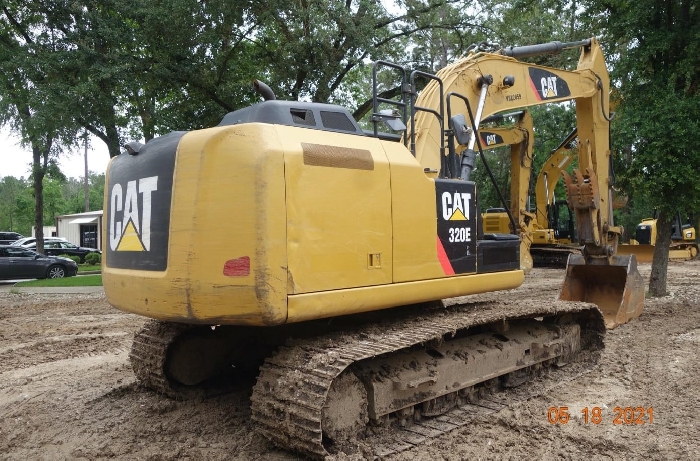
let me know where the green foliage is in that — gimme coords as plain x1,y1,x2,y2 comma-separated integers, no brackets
0,176,33,234
584,0,700,218
84,252,101,266
78,264,101,272
59,254,82,264
481,0,586,68
42,177,66,222
62,173,106,214
0,170,105,232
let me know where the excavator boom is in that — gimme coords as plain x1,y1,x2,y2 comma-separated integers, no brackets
411,38,643,328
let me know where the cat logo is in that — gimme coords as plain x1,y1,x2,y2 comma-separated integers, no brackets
435,180,477,275
109,176,158,252
479,131,504,147
441,191,472,221
540,76,558,98
528,67,571,101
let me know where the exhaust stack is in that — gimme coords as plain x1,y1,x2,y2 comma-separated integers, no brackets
253,79,276,101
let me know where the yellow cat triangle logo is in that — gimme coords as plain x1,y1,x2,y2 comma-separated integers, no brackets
117,219,146,251
546,88,556,98
449,209,467,221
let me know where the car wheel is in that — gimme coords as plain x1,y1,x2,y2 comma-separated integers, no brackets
47,265,66,279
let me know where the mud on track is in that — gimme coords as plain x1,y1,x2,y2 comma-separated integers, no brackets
1,261,698,460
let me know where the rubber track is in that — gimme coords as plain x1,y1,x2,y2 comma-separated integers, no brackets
366,361,592,458
251,300,605,459
669,243,699,261
129,319,196,398
531,245,581,268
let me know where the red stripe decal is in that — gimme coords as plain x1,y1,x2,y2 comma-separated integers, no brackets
436,237,455,275
529,77,542,101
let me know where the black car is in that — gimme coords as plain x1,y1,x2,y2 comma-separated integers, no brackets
28,241,101,264
0,245,79,280
0,232,24,245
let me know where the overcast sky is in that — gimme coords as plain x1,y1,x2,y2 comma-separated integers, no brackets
1,127,111,180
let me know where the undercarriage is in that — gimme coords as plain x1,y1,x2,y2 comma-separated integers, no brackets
130,299,604,458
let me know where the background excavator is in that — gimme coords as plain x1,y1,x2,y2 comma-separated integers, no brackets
530,128,582,266
617,212,699,262
475,114,583,268
102,38,644,458
474,110,536,271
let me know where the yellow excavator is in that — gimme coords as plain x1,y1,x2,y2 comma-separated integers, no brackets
103,38,644,458
476,113,582,268
530,128,583,266
617,213,699,262
475,110,536,271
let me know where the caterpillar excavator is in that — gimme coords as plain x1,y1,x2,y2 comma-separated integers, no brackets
476,113,583,268
475,110,536,271
530,128,582,266
103,38,644,458
617,212,699,262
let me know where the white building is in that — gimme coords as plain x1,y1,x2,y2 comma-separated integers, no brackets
32,226,58,238
55,210,104,250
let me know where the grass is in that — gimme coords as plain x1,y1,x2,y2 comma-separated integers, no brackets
78,265,101,272
14,275,103,287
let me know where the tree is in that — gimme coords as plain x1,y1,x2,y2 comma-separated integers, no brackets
583,0,700,296
481,0,587,69
0,4,81,254
62,173,105,214
0,176,32,234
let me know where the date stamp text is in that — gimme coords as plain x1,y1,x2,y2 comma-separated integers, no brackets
547,406,654,425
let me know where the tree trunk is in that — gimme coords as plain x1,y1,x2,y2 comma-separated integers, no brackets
106,124,121,158
32,147,45,256
84,133,90,212
648,209,672,297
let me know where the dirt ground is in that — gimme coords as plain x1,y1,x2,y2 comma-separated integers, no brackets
1,261,698,460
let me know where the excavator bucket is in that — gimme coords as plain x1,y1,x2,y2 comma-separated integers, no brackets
616,243,655,263
559,254,645,329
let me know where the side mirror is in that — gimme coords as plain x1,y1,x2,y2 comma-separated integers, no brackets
449,114,472,145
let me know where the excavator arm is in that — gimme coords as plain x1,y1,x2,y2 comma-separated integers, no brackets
412,39,613,249
535,128,576,231
408,38,643,328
